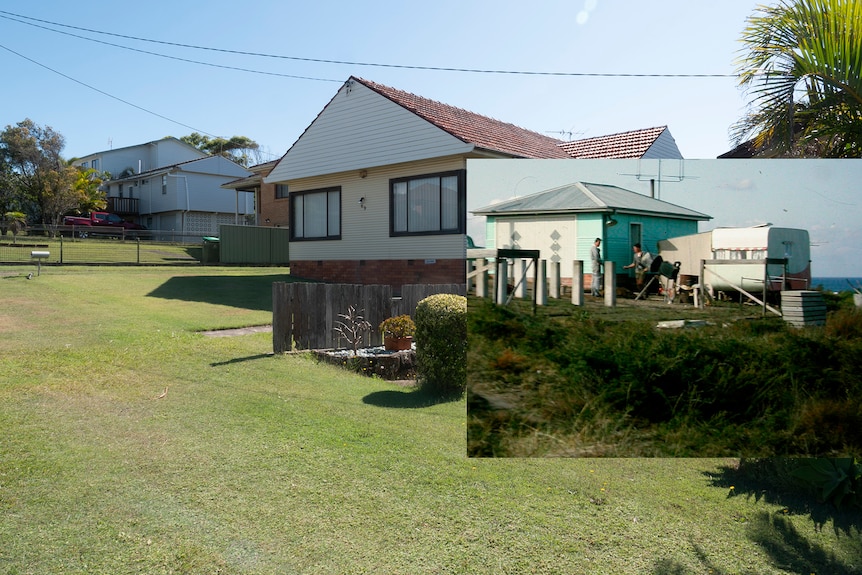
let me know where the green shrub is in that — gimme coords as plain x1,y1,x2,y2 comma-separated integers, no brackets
415,293,467,398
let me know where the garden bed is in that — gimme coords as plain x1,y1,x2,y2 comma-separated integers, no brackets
313,346,416,381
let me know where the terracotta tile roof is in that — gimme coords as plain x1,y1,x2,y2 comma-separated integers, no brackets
353,77,571,159
558,126,668,159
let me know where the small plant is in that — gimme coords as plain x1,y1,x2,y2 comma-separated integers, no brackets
379,315,416,339
332,305,371,355
790,457,861,510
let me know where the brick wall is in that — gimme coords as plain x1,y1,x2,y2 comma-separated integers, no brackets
290,258,466,293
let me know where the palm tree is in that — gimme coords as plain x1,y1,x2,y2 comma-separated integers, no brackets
732,0,862,157
2,211,27,243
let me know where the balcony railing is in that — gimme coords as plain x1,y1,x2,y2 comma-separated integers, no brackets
106,197,139,215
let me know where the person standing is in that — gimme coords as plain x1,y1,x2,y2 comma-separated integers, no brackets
624,243,653,291
590,238,603,297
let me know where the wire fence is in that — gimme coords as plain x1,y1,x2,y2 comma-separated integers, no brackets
0,227,206,266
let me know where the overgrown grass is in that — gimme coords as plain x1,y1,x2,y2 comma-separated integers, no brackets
468,296,862,458
1,267,860,573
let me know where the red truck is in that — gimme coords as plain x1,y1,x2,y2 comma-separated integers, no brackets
63,212,146,237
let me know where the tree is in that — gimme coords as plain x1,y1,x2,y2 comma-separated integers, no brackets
41,165,82,231
732,0,862,157
2,211,27,239
179,132,261,167
0,119,67,223
72,167,108,215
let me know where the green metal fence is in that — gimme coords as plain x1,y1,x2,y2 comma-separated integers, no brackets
0,233,201,266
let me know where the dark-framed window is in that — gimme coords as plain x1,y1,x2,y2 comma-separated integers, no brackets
275,184,289,199
290,187,341,241
390,169,466,236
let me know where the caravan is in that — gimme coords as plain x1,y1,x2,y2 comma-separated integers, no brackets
658,226,811,296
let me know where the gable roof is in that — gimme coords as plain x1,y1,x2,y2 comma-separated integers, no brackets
353,77,571,159
221,160,278,191
111,155,251,183
558,127,671,159
76,136,205,160
472,182,710,221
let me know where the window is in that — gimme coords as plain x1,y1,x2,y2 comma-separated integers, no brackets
290,187,341,240
275,184,289,199
91,159,99,171
162,175,167,195
390,170,465,236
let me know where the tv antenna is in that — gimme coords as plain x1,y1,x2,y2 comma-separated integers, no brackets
545,129,582,141
620,158,694,200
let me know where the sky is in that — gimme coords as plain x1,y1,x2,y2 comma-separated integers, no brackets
1,1,760,161
467,159,862,279
2,2,859,277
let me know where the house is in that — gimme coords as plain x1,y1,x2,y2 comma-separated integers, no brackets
110,156,255,236
558,126,682,159
263,76,685,290
220,159,280,227
471,182,711,289
73,137,253,235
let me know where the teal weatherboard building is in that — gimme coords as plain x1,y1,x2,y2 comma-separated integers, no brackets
471,182,711,285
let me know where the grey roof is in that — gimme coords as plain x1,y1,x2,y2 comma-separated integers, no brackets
472,182,711,221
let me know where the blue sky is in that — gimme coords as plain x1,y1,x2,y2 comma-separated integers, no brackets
3,2,859,277
2,1,759,160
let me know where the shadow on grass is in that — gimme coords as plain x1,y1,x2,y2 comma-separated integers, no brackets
695,460,862,575
362,388,462,409
147,274,296,311
704,460,862,537
651,527,862,575
211,354,272,367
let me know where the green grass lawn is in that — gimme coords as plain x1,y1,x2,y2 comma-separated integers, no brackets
1,266,859,574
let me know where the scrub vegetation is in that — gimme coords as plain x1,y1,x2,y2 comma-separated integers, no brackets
468,293,862,458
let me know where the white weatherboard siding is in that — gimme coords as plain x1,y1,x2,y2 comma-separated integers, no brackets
494,215,579,265
641,130,683,159
288,156,466,262
266,81,474,183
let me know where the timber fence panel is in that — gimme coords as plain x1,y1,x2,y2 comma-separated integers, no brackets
272,282,293,353
399,284,467,317
271,282,467,353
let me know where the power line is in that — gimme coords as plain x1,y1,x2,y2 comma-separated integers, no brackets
0,12,341,83
0,9,738,79
0,42,218,138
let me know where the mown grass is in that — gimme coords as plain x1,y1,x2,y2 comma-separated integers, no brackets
1,266,860,574
468,294,862,458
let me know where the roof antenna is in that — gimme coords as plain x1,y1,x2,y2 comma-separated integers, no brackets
545,130,579,141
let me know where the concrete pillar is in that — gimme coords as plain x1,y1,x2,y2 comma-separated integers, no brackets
604,261,616,307
549,261,561,299
537,260,548,306
514,259,527,299
466,259,474,294
571,260,584,307
496,258,509,304
475,258,488,298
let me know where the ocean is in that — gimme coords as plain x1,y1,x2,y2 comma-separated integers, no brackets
812,277,862,293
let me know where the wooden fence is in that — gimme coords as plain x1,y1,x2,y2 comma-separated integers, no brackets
272,282,466,352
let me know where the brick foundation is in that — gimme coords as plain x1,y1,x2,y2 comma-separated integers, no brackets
290,259,466,293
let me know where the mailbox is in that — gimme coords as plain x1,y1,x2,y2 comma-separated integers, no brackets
30,250,50,276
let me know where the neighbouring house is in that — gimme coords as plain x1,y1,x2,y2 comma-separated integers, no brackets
471,182,711,290
111,157,255,236
73,137,254,235
263,76,685,290
220,159,280,227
